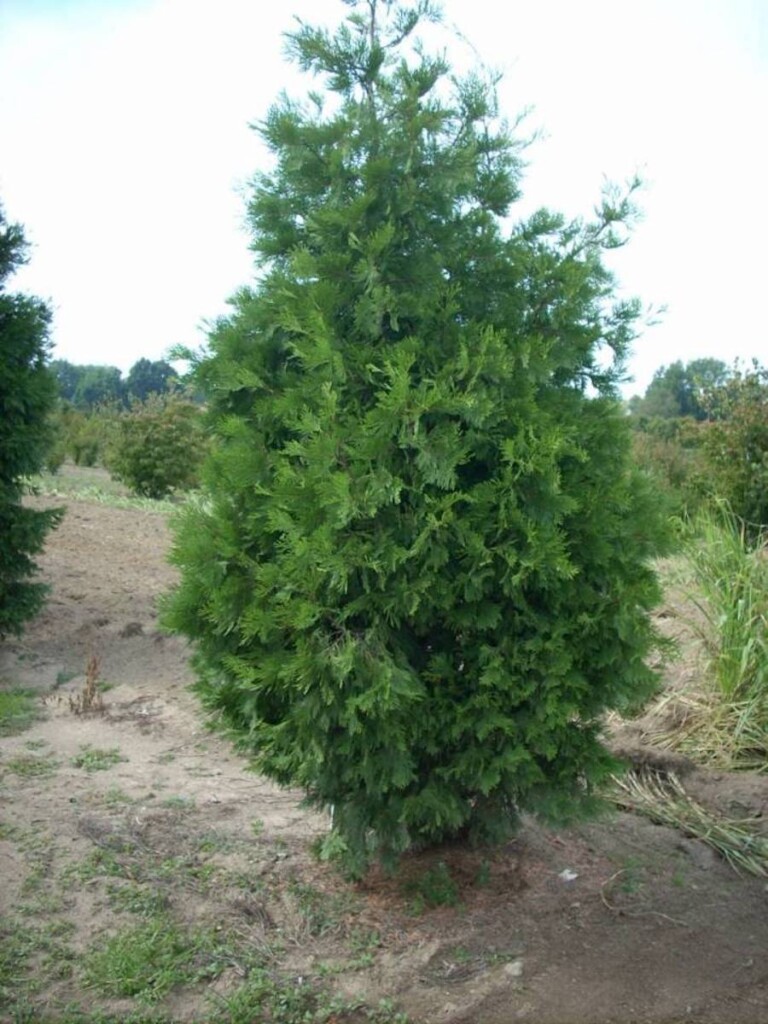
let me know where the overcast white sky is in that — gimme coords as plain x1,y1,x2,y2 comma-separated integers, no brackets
1,0,766,396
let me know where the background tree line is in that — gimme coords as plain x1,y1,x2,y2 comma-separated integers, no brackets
50,356,178,408
628,357,768,530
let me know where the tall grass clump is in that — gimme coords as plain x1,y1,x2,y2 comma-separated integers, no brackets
676,503,768,769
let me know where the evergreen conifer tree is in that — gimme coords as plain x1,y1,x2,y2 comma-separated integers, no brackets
165,0,670,875
0,205,63,636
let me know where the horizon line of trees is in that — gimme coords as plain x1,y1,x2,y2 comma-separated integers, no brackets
50,357,180,408
627,356,768,530
628,357,731,422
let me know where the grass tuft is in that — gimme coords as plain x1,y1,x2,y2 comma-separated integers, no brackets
81,917,226,1003
656,505,768,770
71,745,125,772
3,753,59,778
0,688,42,736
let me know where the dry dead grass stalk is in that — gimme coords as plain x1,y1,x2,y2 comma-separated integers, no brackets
69,654,106,715
613,768,768,877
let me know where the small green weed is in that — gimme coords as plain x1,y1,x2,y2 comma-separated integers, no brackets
288,880,357,936
405,861,459,912
0,916,75,1010
251,817,265,837
81,917,226,1004
103,785,135,808
161,795,195,809
67,848,131,883
0,689,41,736
106,882,170,916
212,971,317,1024
195,830,237,854
450,945,473,964
18,892,67,916
350,926,381,955
317,928,381,975
475,859,492,886
71,746,125,772
54,668,78,689
4,753,59,778
212,972,402,1024
671,865,687,888
157,855,216,889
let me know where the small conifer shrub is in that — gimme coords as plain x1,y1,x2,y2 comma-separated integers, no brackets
165,0,670,875
0,204,63,637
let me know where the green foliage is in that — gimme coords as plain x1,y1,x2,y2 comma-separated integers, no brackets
106,393,207,499
49,404,120,467
124,358,177,402
81,917,224,1003
50,358,181,413
405,861,459,911
165,1,670,875
49,359,84,404
698,362,768,531
628,359,768,525
630,418,707,516
4,752,59,778
0,204,63,637
677,505,768,769
70,745,126,772
0,688,41,736
630,358,729,422
73,365,124,409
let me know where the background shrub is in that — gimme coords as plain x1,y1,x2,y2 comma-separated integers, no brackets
699,362,768,532
106,393,206,499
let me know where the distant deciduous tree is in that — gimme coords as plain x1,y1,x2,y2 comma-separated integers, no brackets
49,359,82,403
73,365,123,409
700,362,768,531
124,358,177,402
632,359,729,421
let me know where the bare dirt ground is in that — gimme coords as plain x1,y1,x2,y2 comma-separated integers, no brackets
2,472,768,1023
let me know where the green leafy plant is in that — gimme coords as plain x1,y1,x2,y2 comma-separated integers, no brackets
106,392,206,499
699,361,768,532
405,861,459,911
70,745,125,772
51,403,120,467
81,918,224,1003
0,204,64,637
164,0,670,876
4,753,59,778
630,418,707,517
0,688,41,736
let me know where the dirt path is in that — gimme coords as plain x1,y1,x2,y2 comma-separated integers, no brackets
1,487,768,1023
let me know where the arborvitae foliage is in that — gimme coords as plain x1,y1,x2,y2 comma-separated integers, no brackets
0,206,63,637
165,0,670,876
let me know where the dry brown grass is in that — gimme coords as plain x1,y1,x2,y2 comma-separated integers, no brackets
69,654,106,715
